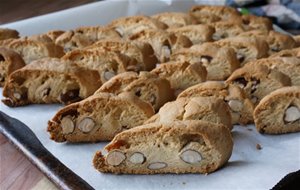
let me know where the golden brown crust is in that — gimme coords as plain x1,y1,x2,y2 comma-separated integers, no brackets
226,64,291,105
108,15,168,38
254,86,300,134
129,29,192,63
5,38,64,64
93,120,233,174
178,81,254,125
0,48,26,86
145,96,232,130
171,42,239,80
2,58,101,107
0,28,19,40
151,60,207,94
189,5,240,24
152,12,197,28
86,39,157,71
167,25,215,45
214,36,269,66
48,92,155,142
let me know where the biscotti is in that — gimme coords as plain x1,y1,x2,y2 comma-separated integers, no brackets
96,72,174,111
108,15,168,38
4,38,64,64
45,30,65,41
214,36,269,66
189,5,240,24
86,39,157,71
0,28,19,41
171,42,239,80
209,21,245,41
145,96,232,130
151,60,207,95
0,48,26,87
48,92,154,142
246,57,300,86
254,86,300,134
55,26,121,52
238,30,296,54
167,25,215,45
270,47,300,58
178,81,254,125
152,12,197,28
62,49,138,82
93,120,233,174
129,29,192,63
226,64,291,105
2,58,101,107
239,15,273,31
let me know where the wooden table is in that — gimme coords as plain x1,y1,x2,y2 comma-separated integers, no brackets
0,1,97,189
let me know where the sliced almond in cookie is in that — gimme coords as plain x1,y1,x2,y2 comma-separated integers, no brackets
284,106,300,123
61,116,75,134
107,150,126,166
148,162,167,170
129,152,146,164
77,117,95,133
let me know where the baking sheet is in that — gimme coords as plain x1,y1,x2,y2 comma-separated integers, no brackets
1,0,300,189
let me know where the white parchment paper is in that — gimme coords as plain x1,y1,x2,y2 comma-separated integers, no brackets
1,0,300,189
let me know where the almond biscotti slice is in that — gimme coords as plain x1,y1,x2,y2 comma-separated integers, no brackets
108,15,168,38
151,61,207,95
96,72,139,94
96,72,174,111
151,12,197,28
55,31,93,52
45,30,65,41
254,86,300,134
74,26,121,42
93,120,233,174
0,28,19,40
48,92,154,142
178,81,254,125
238,30,296,54
62,49,138,83
226,64,291,106
167,25,215,45
2,58,101,107
246,57,300,86
86,39,157,71
239,15,273,31
171,42,239,80
129,29,192,63
5,38,64,64
189,5,240,24
214,36,269,66
0,48,26,87
145,96,232,130
209,21,245,41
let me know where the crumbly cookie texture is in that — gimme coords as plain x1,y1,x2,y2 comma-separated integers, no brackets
48,92,154,142
178,81,254,125
0,28,19,41
55,26,121,52
2,58,101,107
189,5,240,24
145,96,232,130
246,57,300,86
254,86,300,134
108,15,168,38
4,38,64,64
45,30,65,41
152,12,197,28
270,47,300,58
171,42,239,80
95,71,174,111
151,60,207,95
62,49,138,83
93,120,233,174
209,21,245,41
129,29,192,63
226,64,291,106
239,15,273,31
214,36,269,66
238,30,296,54
0,48,26,87
86,39,157,71
167,24,215,45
